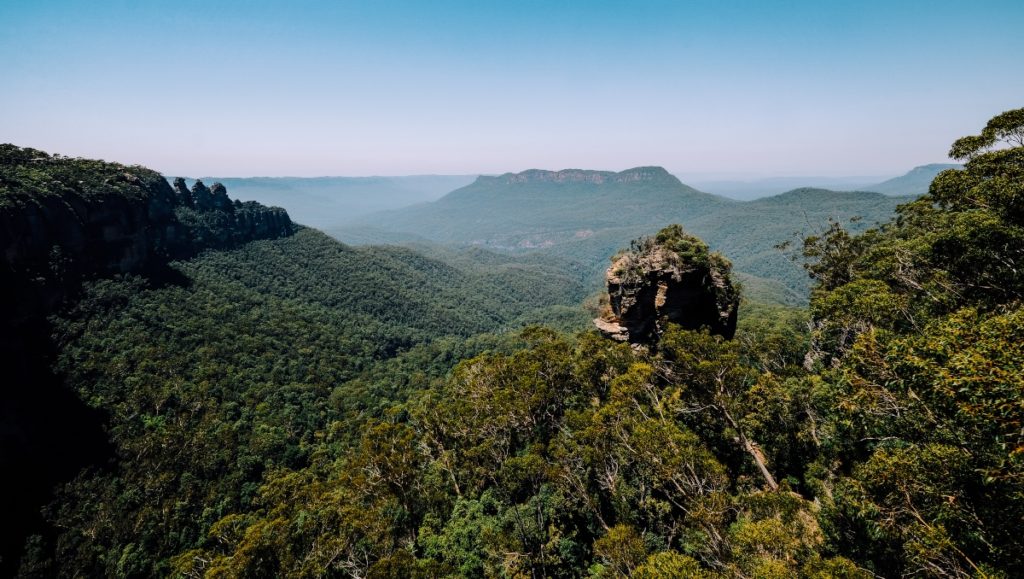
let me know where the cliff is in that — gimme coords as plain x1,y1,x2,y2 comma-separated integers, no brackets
0,144,293,324
0,144,296,572
594,224,739,344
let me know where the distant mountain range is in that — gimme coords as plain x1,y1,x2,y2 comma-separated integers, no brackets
161,165,938,304
169,164,954,235
170,175,477,229
688,163,959,200
333,167,913,304
688,175,881,200
338,167,723,248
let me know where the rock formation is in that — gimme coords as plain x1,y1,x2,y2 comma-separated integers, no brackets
0,145,294,325
0,145,298,571
209,182,234,212
594,224,739,344
172,177,194,207
191,179,214,210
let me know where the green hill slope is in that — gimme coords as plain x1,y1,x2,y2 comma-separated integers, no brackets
862,163,961,196
688,188,912,297
0,148,587,575
336,170,910,303
338,167,728,248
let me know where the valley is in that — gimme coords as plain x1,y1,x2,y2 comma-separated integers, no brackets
2,109,1022,577
333,167,912,304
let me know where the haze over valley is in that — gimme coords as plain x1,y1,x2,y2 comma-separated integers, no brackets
2,1,1023,577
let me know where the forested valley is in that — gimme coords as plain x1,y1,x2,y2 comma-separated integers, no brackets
2,109,1023,578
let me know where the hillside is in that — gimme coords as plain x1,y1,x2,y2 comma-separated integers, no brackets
690,188,913,296
0,147,586,575
336,172,910,303
174,175,477,229
862,163,961,196
4,109,1024,577
337,167,727,247
162,108,1024,579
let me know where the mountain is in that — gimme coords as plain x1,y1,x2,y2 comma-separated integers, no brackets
339,166,727,248
0,146,294,330
5,108,1024,577
686,187,910,299
335,169,912,303
862,163,961,196
172,175,477,229
0,144,290,573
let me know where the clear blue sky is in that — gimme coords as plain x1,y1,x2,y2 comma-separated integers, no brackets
2,0,1022,177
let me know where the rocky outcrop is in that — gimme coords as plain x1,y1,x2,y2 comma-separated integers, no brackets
0,145,299,572
0,145,294,325
234,201,291,239
172,177,194,207
594,224,739,344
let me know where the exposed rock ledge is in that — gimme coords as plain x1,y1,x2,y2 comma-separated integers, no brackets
594,224,739,344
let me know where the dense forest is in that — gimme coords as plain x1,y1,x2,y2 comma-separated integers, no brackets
334,167,910,303
2,109,1023,577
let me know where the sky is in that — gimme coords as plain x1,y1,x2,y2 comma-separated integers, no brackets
2,0,1022,178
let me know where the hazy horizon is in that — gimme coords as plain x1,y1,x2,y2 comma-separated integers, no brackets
3,0,1022,177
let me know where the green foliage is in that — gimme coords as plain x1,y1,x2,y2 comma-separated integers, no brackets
592,524,647,577
334,167,907,303
800,108,1024,577
654,224,714,265
805,109,1024,362
18,227,588,575
0,144,167,207
633,551,712,578
178,323,839,577
10,109,1024,577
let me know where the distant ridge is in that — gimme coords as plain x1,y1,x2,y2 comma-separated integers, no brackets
757,187,890,203
483,166,675,186
863,163,961,196
345,166,726,247
171,174,477,229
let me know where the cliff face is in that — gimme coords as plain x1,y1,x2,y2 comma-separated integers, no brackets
594,225,739,344
0,145,298,572
2,173,181,278
0,145,294,324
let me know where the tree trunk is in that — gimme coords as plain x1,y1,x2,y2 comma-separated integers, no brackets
719,405,779,491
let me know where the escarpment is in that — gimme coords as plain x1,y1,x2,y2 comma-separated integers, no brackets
0,145,294,323
0,145,296,570
594,224,739,344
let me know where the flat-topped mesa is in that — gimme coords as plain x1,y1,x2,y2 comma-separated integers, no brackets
594,224,739,344
487,166,675,186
